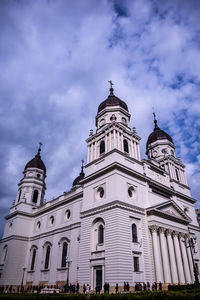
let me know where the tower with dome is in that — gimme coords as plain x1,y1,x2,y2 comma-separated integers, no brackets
0,85,199,292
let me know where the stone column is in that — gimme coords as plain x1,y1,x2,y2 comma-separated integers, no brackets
87,145,90,163
137,143,141,160
109,132,112,151
131,140,134,159
117,131,120,150
173,231,185,283
134,142,137,159
150,226,163,282
185,236,195,282
166,229,178,283
113,129,116,148
159,228,171,283
179,234,192,283
121,134,123,152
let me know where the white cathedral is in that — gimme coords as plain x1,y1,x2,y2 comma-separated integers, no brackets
0,85,200,292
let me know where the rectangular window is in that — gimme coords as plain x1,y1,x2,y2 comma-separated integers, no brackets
133,256,139,272
195,263,199,275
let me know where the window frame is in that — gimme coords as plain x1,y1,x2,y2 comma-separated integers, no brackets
100,140,105,155
123,139,129,153
133,256,140,272
132,223,138,243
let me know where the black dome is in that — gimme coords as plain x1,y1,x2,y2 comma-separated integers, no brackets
25,148,46,173
98,87,128,113
146,119,173,148
72,166,85,187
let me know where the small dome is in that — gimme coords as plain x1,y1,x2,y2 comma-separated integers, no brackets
98,87,129,113
25,148,46,173
72,165,85,187
146,118,173,149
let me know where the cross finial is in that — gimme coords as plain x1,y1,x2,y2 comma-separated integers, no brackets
81,159,84,174
37,142,43,156
152,112,159,131
108,80,114,96
108,80,114,88
39,142,43,150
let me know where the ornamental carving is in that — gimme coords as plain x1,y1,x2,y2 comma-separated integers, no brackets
149,225,158,233
165,229,173,236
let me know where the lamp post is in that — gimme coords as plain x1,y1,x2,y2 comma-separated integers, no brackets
20,267,26,292
65,257,72,293
183,236,199,287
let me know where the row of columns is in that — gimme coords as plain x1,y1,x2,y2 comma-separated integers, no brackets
87,129,141,163
150,225,194,284
166,162,187,186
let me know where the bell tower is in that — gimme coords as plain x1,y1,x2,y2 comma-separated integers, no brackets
14,143,46,207
87,82,141,164
146,114,188,186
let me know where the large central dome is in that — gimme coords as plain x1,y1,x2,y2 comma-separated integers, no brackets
97,87,129,113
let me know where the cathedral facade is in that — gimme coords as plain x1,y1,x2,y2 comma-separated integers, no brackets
0,86,200,291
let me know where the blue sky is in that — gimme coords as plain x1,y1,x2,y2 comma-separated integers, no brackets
0,0,200,237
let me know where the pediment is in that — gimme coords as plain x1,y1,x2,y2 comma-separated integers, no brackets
147,200,192,224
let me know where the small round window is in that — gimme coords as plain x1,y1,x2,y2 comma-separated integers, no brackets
64,209,71,221
128,186,135,199
37,173,41,178
97,187,104,199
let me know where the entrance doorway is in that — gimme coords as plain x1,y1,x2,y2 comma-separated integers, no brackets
95,266,102,290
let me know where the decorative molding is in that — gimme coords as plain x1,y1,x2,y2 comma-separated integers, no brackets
81,200,145,218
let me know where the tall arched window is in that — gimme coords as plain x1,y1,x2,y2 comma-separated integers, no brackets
100,140,105,155
123,139,129,153
44,245,51,269
18,190,22,203
31,248,37,271
32,190,39,203
2,245,8,264
61,242,68,268
132,224,138,242
98,224,104,244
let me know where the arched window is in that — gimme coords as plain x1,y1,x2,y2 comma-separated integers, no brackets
44,245,51,269
18,189,22,203
98,224,104,244
123,139,129,153
32,190,38,203
61,242,68,268
2,245,8,264
132,224,138,242
30,248,37,271
100,140,105,155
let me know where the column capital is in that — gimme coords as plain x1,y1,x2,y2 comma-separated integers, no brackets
158,227,166,234
172,231,179,237
166,229,173,236
149,225,158,233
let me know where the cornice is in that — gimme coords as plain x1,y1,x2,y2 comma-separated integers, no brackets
6,191,83,220
0,222,81,244
80,199,145,218
147,208,190,225
31,222,81,241
86,122,140,143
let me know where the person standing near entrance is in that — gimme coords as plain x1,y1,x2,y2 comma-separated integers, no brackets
115,283,119,293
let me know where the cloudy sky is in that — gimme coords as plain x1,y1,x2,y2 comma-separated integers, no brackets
0,0,200,237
